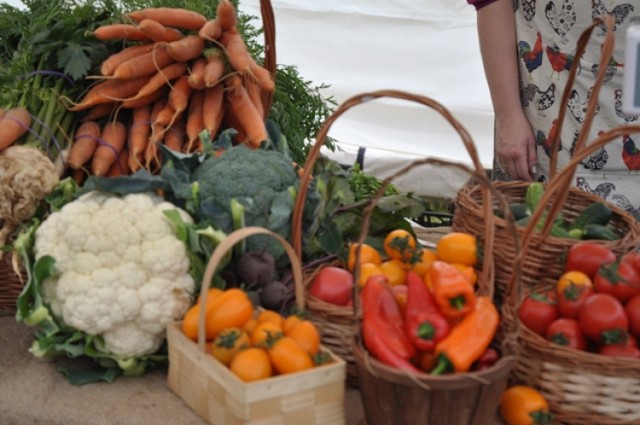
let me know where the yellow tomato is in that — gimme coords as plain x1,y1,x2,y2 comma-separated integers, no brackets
210,327,251,366
347,243,382,272
383,229,417,262
499,385,553,425
230,348,272,382
357,262,385,287
436,232,477,266
556,270,593,294
409,248,438,278
379,259,407,287
451,263,478,287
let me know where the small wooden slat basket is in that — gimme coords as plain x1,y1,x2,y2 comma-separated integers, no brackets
167,226,347,425
0,252,23,314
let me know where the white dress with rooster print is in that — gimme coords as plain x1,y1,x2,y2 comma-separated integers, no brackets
507,0,640,219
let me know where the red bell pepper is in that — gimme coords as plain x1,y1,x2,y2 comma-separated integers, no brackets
405,271,449,351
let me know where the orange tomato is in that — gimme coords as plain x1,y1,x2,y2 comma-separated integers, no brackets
282,315,303,334
383,229,417,262
251,321,284,347
436,232,477,267
409,248,438,278
242,318,258,334
347,242,382,272
268,335,314,374
256,309,284,327
379,259,408,287
357,262,385,287
210,327,251,366
205,289,254,340
286,320,321,356
182,288,225,341
196,287,223,304
451,263,478,287
556,270,593,294
230,347,272,382
499,385,553,425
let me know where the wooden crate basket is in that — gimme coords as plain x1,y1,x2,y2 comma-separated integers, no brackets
166,226,347,425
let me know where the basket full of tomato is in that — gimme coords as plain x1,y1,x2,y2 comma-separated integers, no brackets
506,241,640,424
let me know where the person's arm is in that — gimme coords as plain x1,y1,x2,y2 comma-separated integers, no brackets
475,0,536,181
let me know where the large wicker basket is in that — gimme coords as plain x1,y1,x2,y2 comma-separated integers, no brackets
167,227,347,425
454,16,640,301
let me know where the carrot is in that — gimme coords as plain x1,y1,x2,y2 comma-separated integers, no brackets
198,19,222,41
100,43,155,77
166,75,192,126
146,99,168,170
163,122,185,152
203,50,227,88
166,35,205,63
0,107,32,150
122,62,188,103
126,8,207,31
220,30,254,74
120,86,168,109
112,44,175,80
222,106,247,145
128,105,152,172
70,75,150,111
137,18,183,43
203,83,225,138
107,148,130,177
187,57,207,90
248,62,275,92
80,102,117,122
91,24,149,41
245,79,264,119
92,120,127,176
216,0,238,31
68,121,100,169
185,89,204,152
225,75,267,148
71,168,88,186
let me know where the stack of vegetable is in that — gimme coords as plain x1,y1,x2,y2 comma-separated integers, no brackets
519,241,640,358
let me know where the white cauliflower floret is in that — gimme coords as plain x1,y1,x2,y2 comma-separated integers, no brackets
34,191,195,360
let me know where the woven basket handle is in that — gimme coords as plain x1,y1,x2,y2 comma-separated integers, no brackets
522,15,615,244
290,90,491,266
258,0,276,117
195,226,304,352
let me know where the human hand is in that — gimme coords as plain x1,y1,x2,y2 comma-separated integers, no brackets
494,112,537,181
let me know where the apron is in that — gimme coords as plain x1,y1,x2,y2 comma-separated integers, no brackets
496,0,640,220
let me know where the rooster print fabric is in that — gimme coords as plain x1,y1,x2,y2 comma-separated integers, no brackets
510,0,640,218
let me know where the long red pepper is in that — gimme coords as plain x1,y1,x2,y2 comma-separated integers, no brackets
405,271,449,351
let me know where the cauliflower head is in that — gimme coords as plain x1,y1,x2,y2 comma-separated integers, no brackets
34,191,195,359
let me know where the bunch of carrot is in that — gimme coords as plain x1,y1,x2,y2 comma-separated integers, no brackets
67,0,274,182
0,108,33,152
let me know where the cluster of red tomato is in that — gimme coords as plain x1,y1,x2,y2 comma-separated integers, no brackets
180,288,327,382
519,241,640,357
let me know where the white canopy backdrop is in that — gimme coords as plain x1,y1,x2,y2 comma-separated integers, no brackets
239,0,495,199
3,0,496,199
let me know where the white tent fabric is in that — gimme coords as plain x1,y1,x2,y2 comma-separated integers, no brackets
240,0,496,199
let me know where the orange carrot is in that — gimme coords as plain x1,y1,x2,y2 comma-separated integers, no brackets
185,89,204,152
163,122,185,152
100,43,155,77
124,62,188,102
92,120,127,176
198,19,222,41
70,76,150,111
112,43,175,80
222,106,247,145
203,50,227,88
120,86,168,109
166,75,192,126
81,102,117,122
187,57,207,90
166,35,205,63
107,148,130,177
225,75,267,148
0,107,32,150
126,8,207,31
71,168,88,186
245,79,264,119
91,24,149,41
220,30,254,73
128,105,152,172
146,99,169,169
216,0,238,31
137,18,183,43
68,121,100,169
203,83,225,138
248,62,275,92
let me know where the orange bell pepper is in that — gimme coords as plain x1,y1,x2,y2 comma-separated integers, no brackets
429,260,476,319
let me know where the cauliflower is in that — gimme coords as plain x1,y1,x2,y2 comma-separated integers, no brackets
33,191,195,359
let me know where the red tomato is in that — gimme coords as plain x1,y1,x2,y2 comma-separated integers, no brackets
557,283,594,319
518,290,558,337
594,260,640,303
621,251,640,275
564,242,616,279
307,266,354,306
579,293,629,344
546,318,587,350
599,344,640,359
626,294,640,339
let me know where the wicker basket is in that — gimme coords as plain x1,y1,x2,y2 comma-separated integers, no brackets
167,226,347,425
0,248,23,314
288,90,503,386
453,16,640,301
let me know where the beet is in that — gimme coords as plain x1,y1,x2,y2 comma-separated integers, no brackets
260,280,288,311
235,250,276,289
